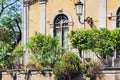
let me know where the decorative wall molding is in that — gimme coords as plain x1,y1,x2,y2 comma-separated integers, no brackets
49,9,73,37
98,0,107,28
112,2,120,29
49,9,73,26
39,0,47,34
38,0,48,4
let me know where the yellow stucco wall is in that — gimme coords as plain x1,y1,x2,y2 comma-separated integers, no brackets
107,0,120,11
46,0,79,35
107,0,120,29
28,0,99,37
46,0,99,30
28,0,120,37
28,0,80,37
29,2,40,37
85,0,99,29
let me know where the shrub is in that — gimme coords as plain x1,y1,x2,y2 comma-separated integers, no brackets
53,52,82,80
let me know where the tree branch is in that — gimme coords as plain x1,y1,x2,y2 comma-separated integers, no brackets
5,18,21,49
15,19,21,32
9,23,16,35
4,0,18,10
1,1,4,9
0,0,18,16
14,19,22,44
95,53,106,66
0,0,4,15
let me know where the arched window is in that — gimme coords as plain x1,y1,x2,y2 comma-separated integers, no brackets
116,7,120,27
54,14,69,48
116,8,120,60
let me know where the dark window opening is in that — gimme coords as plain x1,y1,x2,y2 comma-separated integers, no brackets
116,7,120,27
53,14,69,48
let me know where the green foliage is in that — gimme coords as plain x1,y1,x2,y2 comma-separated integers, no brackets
67,29,95,50
27,33,60,68
92,28,114,58
81,62,101,78
0,0,22,44
12,44,23,62
28,54,44,71
0,44,10,68
0,31,13,43
53,52,82,80
0,43,23,69
0,0,21,17
0,0,22,70
68,28,114,59
12,44,23,54
111,28,120,50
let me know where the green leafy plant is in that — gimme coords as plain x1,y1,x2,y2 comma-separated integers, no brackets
92,28,114,58
12,44,24,63
0,43,23,70
0,0,22,49
27,33,61,69
81,62,101,78
67,29,95,57
68,28,115,66
111,28,120,50
0,44,10,68
53,52,82,80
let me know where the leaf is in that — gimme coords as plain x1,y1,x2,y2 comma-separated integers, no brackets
27,33,60,68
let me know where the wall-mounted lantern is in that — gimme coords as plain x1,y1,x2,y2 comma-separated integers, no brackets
75,0,84,24
75,0,94,27
75,1,83,17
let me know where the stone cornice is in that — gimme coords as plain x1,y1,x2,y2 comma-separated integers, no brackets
38,0,48,2
23,0,48,5
23,0,35,4
38,0,48,4
23,1,29,5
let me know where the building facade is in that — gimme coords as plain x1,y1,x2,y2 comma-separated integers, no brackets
23,0,120,42
22,0,120,64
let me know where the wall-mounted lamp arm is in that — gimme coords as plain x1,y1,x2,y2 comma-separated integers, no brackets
78,15,84,24
78,15,93,24
78,15,96,28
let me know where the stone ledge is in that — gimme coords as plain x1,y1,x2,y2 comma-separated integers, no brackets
0,69,53,75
